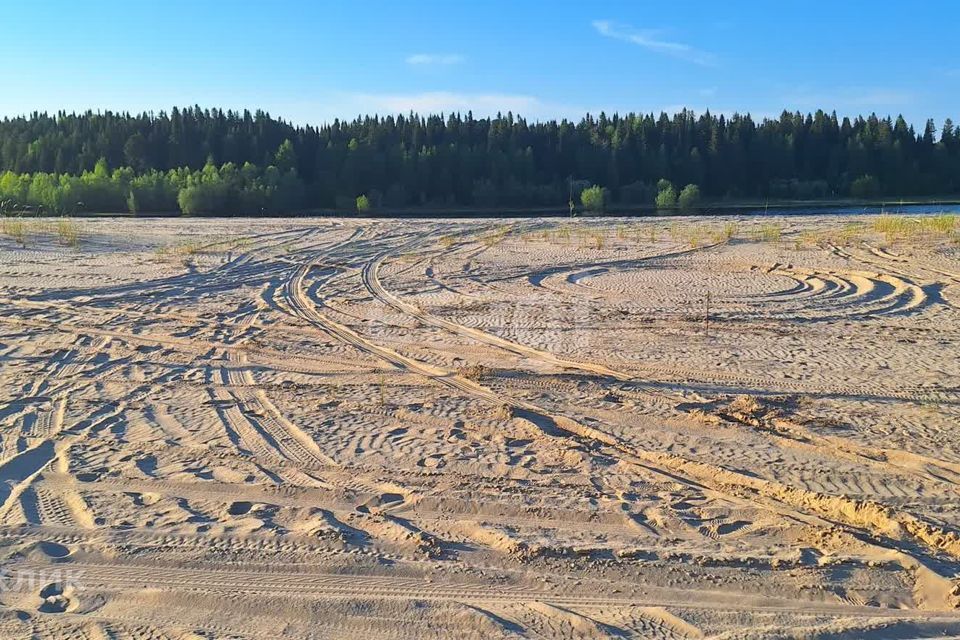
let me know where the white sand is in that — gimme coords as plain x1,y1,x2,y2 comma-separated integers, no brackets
0,215,958,638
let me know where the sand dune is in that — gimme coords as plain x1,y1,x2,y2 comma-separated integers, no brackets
0,215,958,638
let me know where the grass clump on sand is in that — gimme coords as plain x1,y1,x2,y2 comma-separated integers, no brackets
669,223,703,248
924,214,958,234
154,240,209,265
792,230,820,251
482,225,511,247
156,235,253,262
590,231,605,250
836,222,866,244
55,218,81,248
873,214,958,242
719,222,738,242
702,221,738,246
2,217,28,246
2,216,86,248
873,215,916,240
750,222,782,243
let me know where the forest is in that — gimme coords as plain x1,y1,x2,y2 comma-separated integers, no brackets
1,107,958,215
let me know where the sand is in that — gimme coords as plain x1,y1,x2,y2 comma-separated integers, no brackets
0,214,957,639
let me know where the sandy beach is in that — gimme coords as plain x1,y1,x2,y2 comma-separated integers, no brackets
0,214,958,638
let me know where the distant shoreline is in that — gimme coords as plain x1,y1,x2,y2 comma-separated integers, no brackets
26,197,960,219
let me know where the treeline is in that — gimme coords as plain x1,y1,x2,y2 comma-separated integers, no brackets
0,141,303,215
1,106,959,214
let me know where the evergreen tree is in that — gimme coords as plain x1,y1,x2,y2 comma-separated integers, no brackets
1,106,958,213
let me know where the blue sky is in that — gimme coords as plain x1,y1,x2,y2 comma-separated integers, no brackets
3,1,957,127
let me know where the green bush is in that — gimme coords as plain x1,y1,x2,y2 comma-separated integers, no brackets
655,179,677,208
356,194,371,213
580,185,606,212
678,184,701,210
0,142,304,216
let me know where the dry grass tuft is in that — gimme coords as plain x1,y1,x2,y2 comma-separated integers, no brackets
750,223,782,243
872,214,958,243
873,215,917,240
923,214,958,235
482,225,511,247
669,222,734,248
720,222,738,241
55,218,81,248
155,241,207,262
439,234,457,249
2,217,27,246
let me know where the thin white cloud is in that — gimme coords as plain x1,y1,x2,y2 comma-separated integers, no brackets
405,53,464,66
592,20,716,67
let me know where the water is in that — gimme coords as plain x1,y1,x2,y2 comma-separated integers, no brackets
728,202,959,217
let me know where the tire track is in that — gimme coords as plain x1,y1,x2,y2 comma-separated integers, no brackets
285,257,960,608
363,249,633,382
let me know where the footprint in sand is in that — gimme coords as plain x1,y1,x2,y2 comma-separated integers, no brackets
36,541,72,560
227,501,253,516
37,583,76,614
418,454,447,469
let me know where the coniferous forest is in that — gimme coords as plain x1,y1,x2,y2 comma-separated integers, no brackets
1,107,959,215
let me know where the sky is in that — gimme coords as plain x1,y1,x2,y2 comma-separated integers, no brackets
2,1,957,128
